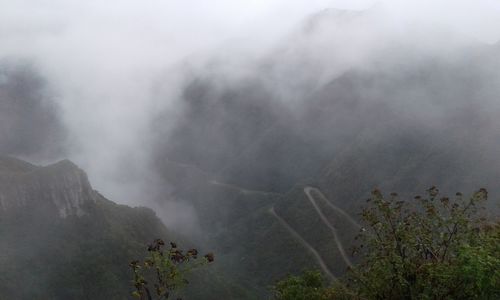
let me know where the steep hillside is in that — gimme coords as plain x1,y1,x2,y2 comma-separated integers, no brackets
158,160,361,298
0,157,240,300
152,16,500,297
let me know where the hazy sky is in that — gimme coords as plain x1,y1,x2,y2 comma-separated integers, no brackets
1,0,500,206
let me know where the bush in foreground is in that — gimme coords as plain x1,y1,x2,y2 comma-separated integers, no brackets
274,187,500,299
130,239,214,300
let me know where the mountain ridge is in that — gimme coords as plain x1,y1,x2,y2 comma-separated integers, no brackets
0,156,96,217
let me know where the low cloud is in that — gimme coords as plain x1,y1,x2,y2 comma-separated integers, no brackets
1,0,499,225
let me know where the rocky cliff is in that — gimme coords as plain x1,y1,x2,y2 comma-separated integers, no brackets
0,156,96,217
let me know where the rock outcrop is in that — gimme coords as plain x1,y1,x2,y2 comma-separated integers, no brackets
0,156,96,217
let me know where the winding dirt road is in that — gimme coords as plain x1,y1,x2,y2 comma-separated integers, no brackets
209,180,282,196
268,206,336,281
304,187,354,268
206,174,360,279
307,187,361,229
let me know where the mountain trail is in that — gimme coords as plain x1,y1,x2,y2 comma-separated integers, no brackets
268,206,336,281
210,180,282,196
304,187,354,267
308,187,361,229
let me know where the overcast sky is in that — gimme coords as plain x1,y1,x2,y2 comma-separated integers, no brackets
1,0,500,206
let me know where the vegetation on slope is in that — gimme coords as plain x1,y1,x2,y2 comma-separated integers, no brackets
0,195,171,300
273,187,500,299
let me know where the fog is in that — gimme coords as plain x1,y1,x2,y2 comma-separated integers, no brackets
1,0,500,231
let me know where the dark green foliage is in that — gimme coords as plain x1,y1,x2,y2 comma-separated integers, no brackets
0,196,171,300
272,270,330,300
272,270,356,300
273,187,500,300
348,187,499,299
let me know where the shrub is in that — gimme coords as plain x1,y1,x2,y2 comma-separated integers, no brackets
130,239,214,300
274,187,499,299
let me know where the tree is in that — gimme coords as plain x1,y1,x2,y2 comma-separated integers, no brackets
272,270,331,300
273,187,500,299
130,239,214,300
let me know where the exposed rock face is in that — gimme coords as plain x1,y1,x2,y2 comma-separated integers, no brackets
0,156,96,217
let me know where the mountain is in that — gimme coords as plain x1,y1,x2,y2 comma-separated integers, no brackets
2,8,500,299
0,157,97,217
0,156,168,299
0,156,243,300
151,11,500,298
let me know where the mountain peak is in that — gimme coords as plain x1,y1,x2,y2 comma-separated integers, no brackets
0,157,97,217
